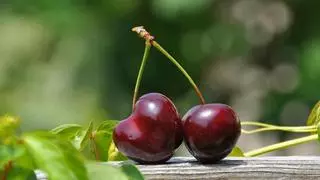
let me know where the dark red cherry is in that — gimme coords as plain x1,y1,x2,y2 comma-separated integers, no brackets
113,93,183,164
182,104,241,163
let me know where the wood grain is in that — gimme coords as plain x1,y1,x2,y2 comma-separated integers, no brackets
36,156,320,179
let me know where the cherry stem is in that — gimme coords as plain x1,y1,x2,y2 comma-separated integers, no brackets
131,26,205,104
241,121,317,134
242,127,316,134
241,121,317,129
244,134,318,157
132,41,152,110
152,41,205,104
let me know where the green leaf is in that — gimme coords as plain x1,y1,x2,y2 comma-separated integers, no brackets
7,166,37,180
0,143,35,170
14,149,35,170
120,164,144,180
108,141,128,161
307,101,320,126
88,120,120,161
0,144,25,168
317,125,320,142
51,124,82,139
96,120,119,132
72,121,93,151
228,146,245,157
86,163,128,180
0,115,20,138
23,131,88,180
92,131,113,161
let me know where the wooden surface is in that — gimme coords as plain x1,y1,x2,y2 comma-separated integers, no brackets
36,156,320,179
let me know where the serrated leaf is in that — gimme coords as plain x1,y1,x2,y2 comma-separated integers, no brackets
120,164,144,180
307,101,320,126
72,121,93,151
23,131,88,180
228,146,245,157
96,120,118,132
108,141,128,161
92,131,113,161
7,166,37,180
51,124,82,139
86,163,128,180
0,144,25,168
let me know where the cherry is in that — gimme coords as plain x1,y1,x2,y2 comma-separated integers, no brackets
113,93,183,164
182,104,241,163
131,27,241,163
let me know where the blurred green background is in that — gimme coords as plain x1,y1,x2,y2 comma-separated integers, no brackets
1,0,320,155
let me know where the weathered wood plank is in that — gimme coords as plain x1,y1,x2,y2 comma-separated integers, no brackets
36,156,320,179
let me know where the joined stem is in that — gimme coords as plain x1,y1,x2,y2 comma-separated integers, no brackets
152,41,205,104
244,134,318,157
132,41,152,110
131,26,205,104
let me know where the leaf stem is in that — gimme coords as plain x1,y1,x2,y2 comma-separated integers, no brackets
152,41,205,104
1,161,12,180
132,41,152,110
244,134,318,157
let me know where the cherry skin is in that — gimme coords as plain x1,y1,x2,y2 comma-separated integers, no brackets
182,104,241,163
113,93,183,164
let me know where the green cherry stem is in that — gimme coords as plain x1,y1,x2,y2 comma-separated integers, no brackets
131,26,205,104
241,121,317,129
242,127,317,134
132,41,152,110
244,134,318,157
241,121,317,134
152,41,206,104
